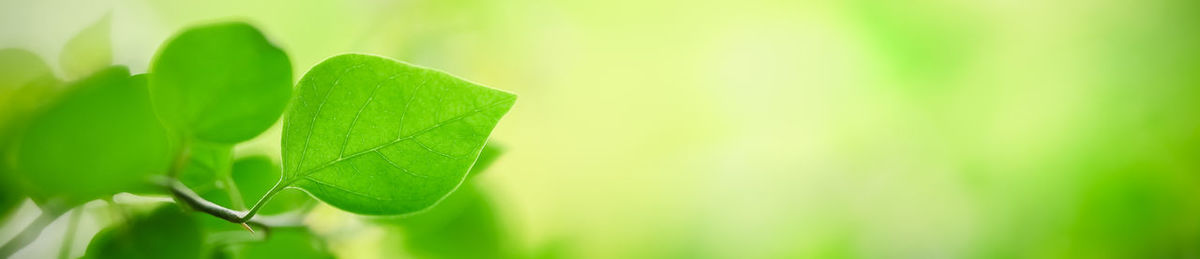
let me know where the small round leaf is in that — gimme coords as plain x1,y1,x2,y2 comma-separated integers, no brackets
149,22,292,143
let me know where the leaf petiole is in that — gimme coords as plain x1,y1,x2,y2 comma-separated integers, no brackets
239,179,286,223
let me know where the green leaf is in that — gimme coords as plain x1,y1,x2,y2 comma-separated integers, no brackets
12,67,172,207
84,205,204,259
222,227,333,259
60,14,112,79
278,54,515,215
374,146,507,257
149,22,292,143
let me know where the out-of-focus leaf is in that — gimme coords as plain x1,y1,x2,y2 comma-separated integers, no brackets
385,184,507,258
280,54,516,215
12,67,172,208
468,142,504,177
221,227,333,259
0,48,59,219
179,141,234,193
0,48,53,91
0,49,60,146
148,22,292,143
84,205,204,259
60,14,112,79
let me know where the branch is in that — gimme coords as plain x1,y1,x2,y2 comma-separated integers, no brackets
57,208,82,259
166,179,248,223
0,209,65,257
161,138,259,224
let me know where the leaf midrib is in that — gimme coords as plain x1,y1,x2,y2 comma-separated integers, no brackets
283,97,514,185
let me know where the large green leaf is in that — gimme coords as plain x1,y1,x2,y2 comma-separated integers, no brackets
148,21,292,143
84,205,204,259
278,54,515,215
60,14,112,79
12,68,172,207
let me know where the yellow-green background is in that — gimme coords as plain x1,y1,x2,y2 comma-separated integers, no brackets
1,0,1197,258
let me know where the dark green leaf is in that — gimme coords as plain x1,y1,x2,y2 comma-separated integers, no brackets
223,227,333,259
149,22,292,143
278,54,515,215
12,67,171,207
0,185,21,222
84,205,204,259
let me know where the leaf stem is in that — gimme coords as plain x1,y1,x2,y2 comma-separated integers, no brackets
161,137,284,224
239,179,285,222
162,136,256,223
0,209,65,257
167,137,191,179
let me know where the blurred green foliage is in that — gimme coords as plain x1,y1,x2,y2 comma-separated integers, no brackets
2,0,1199,258
13,67,170,209
84,205,204,259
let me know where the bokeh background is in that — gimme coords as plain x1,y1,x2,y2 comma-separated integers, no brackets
2,0,1198,258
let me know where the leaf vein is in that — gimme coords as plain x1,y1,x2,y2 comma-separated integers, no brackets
413,138,459,159
375,151,426,178
301,176,392,201
293,97,513,178
292,64,367,174
395,76,431,139
339,74,400,158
